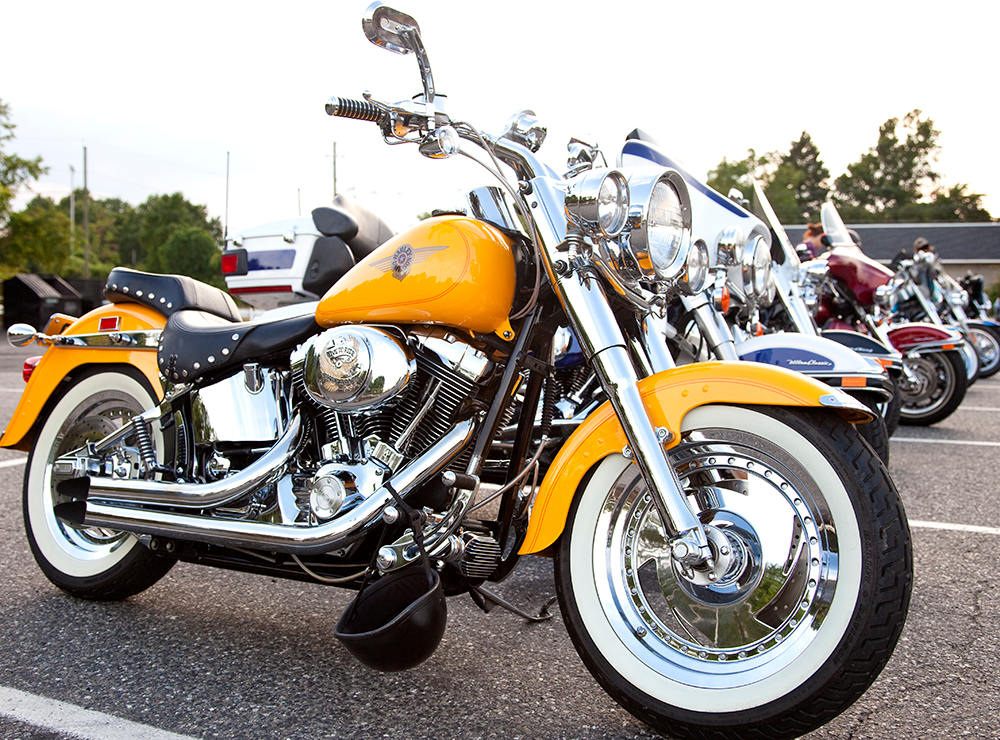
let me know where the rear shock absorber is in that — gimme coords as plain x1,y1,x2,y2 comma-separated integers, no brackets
131,417,157,472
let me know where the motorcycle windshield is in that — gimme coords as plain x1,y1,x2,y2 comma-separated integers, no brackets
820,202,856,247
750,180,799,269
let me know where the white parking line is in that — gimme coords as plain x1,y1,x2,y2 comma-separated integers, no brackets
0,458,25,469
891,437,1000,447
0,686,199,740
957,406,1000,412
910,520,1000,536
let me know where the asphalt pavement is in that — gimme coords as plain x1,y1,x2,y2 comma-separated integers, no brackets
0,342,997,740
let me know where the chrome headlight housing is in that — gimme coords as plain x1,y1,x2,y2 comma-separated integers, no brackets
677,239,710,295
716,226,746,267
742,235,772,299
565,169,629,237
622,169,692,282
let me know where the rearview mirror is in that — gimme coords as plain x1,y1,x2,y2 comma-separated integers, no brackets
363,3,421,55
362,3,436,106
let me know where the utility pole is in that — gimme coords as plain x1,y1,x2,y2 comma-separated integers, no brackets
69,165,75,261
82,146,91,279
224,151,230,243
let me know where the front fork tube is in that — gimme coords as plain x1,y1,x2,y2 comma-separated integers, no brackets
557,271,712,565
683,293,741,361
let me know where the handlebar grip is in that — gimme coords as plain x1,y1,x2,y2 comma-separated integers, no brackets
325,96,387,124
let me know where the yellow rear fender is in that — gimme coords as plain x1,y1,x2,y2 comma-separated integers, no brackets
519,361,871,555
0,303,165,452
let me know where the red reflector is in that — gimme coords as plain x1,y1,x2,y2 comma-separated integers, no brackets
755,322,764,337
98,316,121,332
230,286,294,295
221,253,240,274
23,356,42,383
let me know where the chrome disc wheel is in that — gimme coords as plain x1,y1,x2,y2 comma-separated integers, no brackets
24,370,175,598
898,353,956,420
47,394,139,555
969,325,1000,377
578,407,856,704
557,405,911,739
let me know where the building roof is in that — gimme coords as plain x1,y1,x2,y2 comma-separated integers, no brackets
785,222,1000,263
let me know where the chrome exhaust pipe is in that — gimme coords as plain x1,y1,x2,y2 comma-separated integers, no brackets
75,418,477,555
78,414,303,509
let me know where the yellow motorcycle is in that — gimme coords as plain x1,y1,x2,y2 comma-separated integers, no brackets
2,5,911,738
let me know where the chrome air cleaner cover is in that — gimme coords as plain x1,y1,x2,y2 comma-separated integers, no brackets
293,326,416,411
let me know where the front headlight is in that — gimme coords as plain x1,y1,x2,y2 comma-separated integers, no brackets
565,169,629,238
623,169,692,282
716,226,745,267
678,239,710,295
742,235,772,298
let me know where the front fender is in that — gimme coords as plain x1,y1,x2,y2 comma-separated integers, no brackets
519,361,869,555
0,303,165,452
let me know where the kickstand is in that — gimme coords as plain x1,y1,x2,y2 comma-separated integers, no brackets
469,585,557,622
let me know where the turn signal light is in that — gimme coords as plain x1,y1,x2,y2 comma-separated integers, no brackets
713,284,731,313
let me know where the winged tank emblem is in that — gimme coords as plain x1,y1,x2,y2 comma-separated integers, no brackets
370,244,449,281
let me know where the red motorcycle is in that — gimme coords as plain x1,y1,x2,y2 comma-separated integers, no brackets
804,204,969,425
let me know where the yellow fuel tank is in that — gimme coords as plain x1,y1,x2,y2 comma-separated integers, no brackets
315,216,517,338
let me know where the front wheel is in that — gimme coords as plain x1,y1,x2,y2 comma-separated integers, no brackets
968,323,1000,378
898,349,968,425
23,368,176,599
556,405,911,740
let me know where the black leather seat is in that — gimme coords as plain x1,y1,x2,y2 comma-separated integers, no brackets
105,268,242,323
158,310,320,384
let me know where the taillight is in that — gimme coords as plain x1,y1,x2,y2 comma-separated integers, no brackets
23,356,41,383
221,253,240,274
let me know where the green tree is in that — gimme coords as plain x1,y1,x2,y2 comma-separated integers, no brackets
57,191,141,272
159,226,223,287
0,196,75,278
778,132,830,221
918,184,993,222
762,162,805,224
1,99,46,230
834,109,940,222
706,149,772,202
136,193,222,272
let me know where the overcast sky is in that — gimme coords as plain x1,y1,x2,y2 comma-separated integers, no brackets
5,0,997,237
